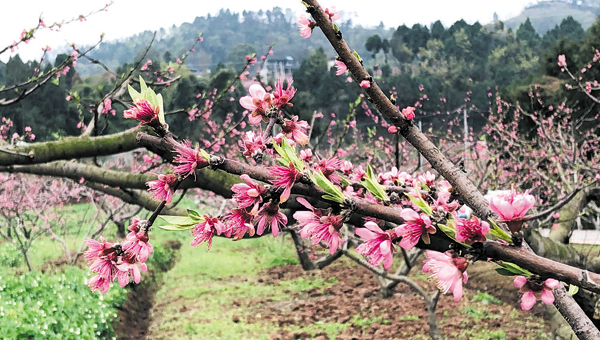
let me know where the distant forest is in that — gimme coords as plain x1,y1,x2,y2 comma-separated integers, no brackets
1,5,600,141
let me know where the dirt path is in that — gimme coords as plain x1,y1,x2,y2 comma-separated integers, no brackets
113,240,181,340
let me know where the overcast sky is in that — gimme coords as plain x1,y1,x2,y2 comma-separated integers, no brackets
0,0,535,62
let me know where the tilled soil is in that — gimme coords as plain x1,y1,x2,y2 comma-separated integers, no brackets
249,261,549,340
123,245,549,340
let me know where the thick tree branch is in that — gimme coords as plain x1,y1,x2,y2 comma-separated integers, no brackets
2,161,156,189
554,284,600,339
483,241,600,293
0,159,239,199
139,131,600,294
0,126,150,166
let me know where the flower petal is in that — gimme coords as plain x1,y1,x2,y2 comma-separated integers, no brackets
514,275,527,288
520,291,537,310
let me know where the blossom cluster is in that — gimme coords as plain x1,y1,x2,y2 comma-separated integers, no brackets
85,218,153,293
86,44,556,316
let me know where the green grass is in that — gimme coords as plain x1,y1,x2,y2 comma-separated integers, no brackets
399,314,420,322
460,306,488,319
351,314,391,328
470,291,503,305
149,235,351,340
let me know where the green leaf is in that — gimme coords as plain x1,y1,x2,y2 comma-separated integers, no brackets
487,218,512,243
272,139,290,163
437,223,456,240
158,224,196,231
51,77,59,86
280,137,304,171
489,228,506,241
405,192,433,215
497,261,533,276
159,215,196,226
568,284,579,296
362,178,388,202
312,170,345,203
272,137,304,171
353,50,363,64
187,209,204,222
139,76,147,93
495,268,516,276
200,149,211,161
127,84,142,101
361,164,389,202
157,93,165,125
276,157,289,167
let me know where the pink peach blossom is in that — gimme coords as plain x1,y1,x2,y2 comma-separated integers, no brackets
191,215,226,249
298,14,316,38
422,251,468,301
281,116,309,145
314,157,342,185
324,7,340,21
293,197,344,255
269,161,302,203
300,149,313,162
395,208,436,250
402,106,416,120
123,98,160,125
514,276,560,310
335,59,347,76
121,217,153,263
231,174,266,214
115,253,147,287
224,208,255,241
557,55,567,67
355,221,397,270
272,78,296,109
146,174,178,204
239,84,271,124
239,130,266,159
454,216,490,245
255,201,287,237
173,140,209,180
489,189,535,232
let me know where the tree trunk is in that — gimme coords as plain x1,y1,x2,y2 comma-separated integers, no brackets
548,188,600,244
288,230,316,271
549,191,586,243
427,290,443,340
115,220,126,238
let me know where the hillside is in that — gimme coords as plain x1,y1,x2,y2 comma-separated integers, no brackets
504,1,598,34
72,8,393,77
